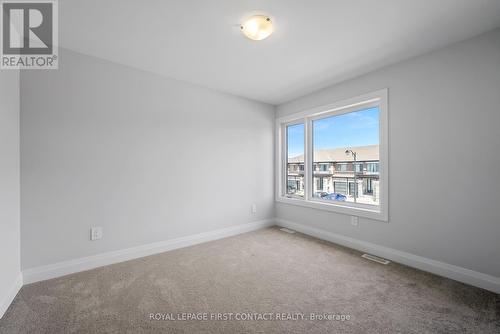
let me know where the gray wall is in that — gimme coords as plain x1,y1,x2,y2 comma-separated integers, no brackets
0,70,21,312
21,49,275,269
276,29,500,278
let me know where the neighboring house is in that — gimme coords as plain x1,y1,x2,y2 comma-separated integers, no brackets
287,145,379,204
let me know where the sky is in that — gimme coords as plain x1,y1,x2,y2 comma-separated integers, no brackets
287,107,379,158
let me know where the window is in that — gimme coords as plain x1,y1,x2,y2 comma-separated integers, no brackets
312,106,380,206
355,163,364,173
276,90,388,221
365,178,374,194
366,162,379,173
316,177,324,190
348,182,358,197
319,163,329,172
336,163,348,172
286,123,304,197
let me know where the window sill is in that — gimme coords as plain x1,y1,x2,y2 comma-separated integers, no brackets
275,196,388,222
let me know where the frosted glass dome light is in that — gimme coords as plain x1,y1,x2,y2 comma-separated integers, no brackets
240,15,273,41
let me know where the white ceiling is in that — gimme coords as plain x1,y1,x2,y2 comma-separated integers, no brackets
59,0,500,105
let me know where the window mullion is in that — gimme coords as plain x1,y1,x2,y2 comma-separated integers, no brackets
304,117,313,201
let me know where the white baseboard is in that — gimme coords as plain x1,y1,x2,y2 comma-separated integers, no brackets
275,218,500,294
23,219,274,285
20,217,500,294
0,273,23,319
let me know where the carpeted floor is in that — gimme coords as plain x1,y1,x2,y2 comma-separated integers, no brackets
1,227,498,333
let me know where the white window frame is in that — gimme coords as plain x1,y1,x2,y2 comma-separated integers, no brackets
275,89,388,222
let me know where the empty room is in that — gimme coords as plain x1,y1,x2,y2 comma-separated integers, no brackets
1,1,500,333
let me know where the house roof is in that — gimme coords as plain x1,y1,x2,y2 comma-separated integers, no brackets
288,145,379,163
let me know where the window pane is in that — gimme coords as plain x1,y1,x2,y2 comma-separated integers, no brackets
286,123,304,197
312,107,380,206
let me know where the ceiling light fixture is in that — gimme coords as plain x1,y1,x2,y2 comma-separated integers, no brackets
240,15,273,41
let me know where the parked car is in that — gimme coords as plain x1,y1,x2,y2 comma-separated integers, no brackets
313,191,329,198
323,193,347,201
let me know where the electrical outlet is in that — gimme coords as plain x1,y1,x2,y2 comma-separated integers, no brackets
90,226,103,241
350,216,359,227
251,203,257,214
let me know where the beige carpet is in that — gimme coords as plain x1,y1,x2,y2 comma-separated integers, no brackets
1,227,498,333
